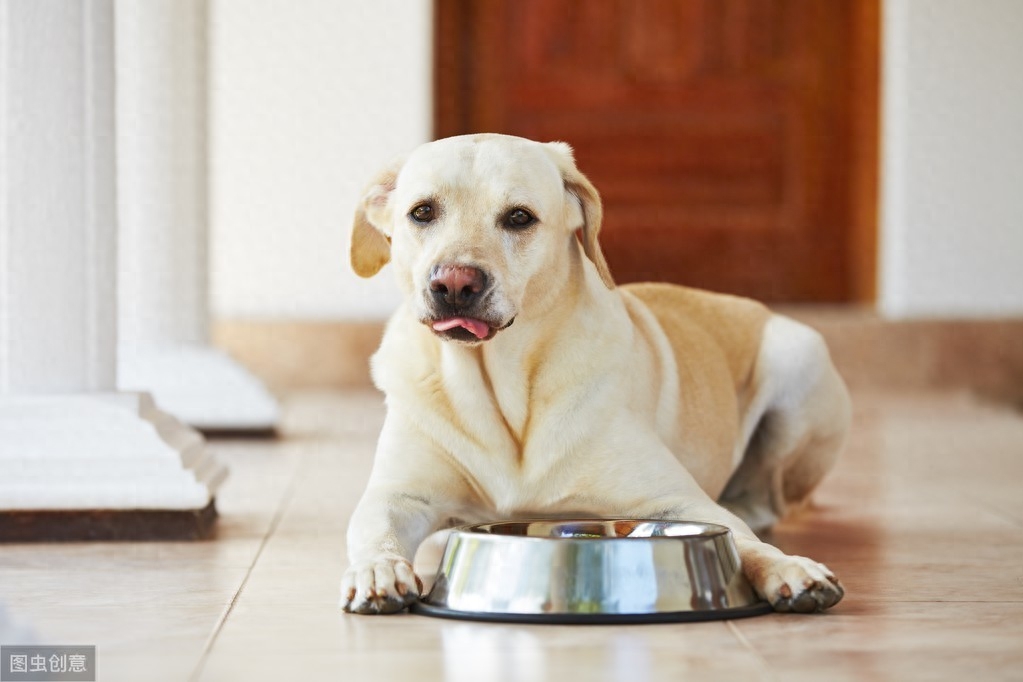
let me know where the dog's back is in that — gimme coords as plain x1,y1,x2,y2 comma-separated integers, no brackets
624,283,770,393
622,283,772,496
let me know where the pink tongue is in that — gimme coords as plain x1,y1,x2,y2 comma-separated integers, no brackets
432,317,491,339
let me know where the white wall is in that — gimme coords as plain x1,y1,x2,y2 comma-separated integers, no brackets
209,0,426,320
879,0,1023,318
210,1,1023,321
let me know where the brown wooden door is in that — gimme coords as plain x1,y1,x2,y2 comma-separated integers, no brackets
436,0,878,302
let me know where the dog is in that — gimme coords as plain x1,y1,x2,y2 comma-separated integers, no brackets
341,133,851,615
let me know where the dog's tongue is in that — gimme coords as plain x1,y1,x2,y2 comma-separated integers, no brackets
432,317,491,339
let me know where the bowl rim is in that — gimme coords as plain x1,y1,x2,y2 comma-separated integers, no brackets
450,518,734,543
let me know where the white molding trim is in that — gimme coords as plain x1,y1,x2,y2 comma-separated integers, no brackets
119,343,279,431
0,392,226,510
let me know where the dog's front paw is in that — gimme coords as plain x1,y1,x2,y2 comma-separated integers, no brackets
754,555,845,613
340,555,423,615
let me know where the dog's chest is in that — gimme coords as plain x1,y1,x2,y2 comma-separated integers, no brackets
481,354,533,442
440,342,540,444
431,345,620,512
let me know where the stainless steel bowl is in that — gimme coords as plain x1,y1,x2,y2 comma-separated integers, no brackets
413,519,771,623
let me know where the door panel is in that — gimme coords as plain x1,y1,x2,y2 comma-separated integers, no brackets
436,0,877,302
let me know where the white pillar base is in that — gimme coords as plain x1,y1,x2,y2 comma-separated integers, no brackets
118,344,280,432
0,392,225,510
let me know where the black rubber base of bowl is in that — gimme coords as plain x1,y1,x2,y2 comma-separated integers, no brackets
410,599,773,624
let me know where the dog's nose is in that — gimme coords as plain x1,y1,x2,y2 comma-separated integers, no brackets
430,264,486,308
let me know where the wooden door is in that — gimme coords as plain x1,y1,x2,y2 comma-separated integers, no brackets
436,0,878,302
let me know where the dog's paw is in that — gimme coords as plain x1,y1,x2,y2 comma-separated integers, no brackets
339,554,423,615
754,555,845,613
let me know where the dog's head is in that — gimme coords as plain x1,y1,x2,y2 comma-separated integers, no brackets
350,134,613,345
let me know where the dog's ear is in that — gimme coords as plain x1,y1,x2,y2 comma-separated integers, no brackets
350,162,402,278
545,141,615,289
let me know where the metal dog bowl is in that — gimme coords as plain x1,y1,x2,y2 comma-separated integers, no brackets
412,519,771,624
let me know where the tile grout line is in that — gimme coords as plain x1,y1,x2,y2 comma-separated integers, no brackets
726,620,775,677
188,459,304,682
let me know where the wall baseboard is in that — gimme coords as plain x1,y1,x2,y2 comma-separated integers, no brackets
214,313,1023,404
213,320,385,390
780,308,1023,404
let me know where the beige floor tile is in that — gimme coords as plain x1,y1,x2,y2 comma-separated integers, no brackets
198,605,764,682
2,604,222,682
733,602,1023,682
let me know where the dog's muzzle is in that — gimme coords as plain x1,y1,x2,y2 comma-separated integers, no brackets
425,263,511,342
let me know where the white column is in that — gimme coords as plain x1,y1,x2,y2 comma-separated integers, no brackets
115,0,279,432
0,0,225,518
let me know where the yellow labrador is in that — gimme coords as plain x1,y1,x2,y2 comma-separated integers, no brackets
342,134,851,615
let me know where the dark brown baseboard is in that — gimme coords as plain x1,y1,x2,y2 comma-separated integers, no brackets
199,427,278,440
0,500,218,543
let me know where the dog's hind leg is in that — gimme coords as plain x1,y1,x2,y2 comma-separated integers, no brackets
719,315,851,534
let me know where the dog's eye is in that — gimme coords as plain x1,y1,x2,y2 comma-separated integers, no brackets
410,203,435,224
505,208,536,229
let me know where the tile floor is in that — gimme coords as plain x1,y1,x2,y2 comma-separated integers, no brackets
2,388,1022,681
